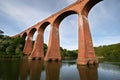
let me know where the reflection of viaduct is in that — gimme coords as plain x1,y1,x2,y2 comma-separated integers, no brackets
20,60,98,80
15,0,102,65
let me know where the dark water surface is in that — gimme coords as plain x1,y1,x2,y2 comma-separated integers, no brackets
0,59,120,80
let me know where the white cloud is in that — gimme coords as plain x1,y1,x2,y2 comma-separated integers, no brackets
0,1,50,30
89,0,120,47
0,0,120,50
93,36,120,47
0,0,77,31
65,0,77,4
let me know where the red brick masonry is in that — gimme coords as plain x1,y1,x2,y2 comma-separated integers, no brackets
15,0,102,65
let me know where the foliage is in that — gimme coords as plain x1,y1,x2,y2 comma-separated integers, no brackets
60,43,120,58
43,45,77,58
60,47,77,58
0,30,4,35
0,30,4,39
44,44,48,55
95,43,120,58
0,36,24,57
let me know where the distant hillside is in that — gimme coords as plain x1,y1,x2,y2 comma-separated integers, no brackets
94,43,120,58
60,43,120,59
0,34,120,59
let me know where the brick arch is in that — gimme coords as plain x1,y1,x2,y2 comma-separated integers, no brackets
21,32,27,39
81,0,102,16
28,28,38,49
29,22,50,60
28,28,37,37
23,28,37,55
53,10,78,27
38,22,50,33
44,10,78,61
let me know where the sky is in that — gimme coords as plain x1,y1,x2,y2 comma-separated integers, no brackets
0,0,120,50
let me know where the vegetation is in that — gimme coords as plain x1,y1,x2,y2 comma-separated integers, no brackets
60,47,77,59
95,43,120,58
0,30,4,35
0,34,77,59
60,43,120,59
0,35,25,58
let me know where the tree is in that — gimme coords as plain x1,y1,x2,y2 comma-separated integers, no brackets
44,43,48,55
0,30,4,38
0,30,4,35
6,45,15,55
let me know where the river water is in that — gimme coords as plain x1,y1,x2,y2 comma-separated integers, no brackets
0,59,120,80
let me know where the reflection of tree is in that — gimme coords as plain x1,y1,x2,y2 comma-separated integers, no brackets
0,60,20,80
68,61,76,66
99,58,120,67
62,60,76,66
77,64,98,80
99,63,120,71
45,61,61,80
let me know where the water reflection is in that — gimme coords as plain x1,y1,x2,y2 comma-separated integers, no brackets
20,59,43,80
20,59,29,80
0,60,20,80
77,64,98,80
19,60,61,80
0,59,120,80
98,63,120,80
45,61,61,80
29,60,43,80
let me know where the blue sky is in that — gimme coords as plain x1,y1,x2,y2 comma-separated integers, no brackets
0,0,120,50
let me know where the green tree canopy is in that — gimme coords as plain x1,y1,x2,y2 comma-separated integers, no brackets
0,30,4,35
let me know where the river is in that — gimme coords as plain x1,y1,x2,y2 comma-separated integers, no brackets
0,58,120,80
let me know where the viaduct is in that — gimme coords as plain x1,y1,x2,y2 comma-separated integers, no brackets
15,0,102,65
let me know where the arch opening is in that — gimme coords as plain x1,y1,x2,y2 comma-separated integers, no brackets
28,28,37,50
22,32,27,40
21,32,27,54
38,22,50,56
38,22,50,32
82,0,102,16
28,28,37,37
55,11,78,58
54,10,77,27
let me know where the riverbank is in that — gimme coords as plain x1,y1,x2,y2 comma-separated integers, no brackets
0,55,23,60
62,57,76,60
